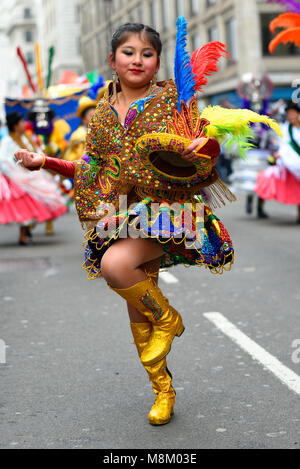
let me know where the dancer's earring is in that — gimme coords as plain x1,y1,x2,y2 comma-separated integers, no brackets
150,75,157,92
112,71,118,102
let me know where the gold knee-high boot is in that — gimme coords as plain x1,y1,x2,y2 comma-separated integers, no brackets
131,322,176,426
110,277,185,366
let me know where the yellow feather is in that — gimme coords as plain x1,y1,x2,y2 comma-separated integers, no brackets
200,106,283,138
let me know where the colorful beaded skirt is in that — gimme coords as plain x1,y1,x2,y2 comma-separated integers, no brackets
82,197,234,280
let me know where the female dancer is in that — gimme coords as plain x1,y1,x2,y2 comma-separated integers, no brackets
0,112,67,245
256,1,300,222
256,102,300,223
14,20,281,426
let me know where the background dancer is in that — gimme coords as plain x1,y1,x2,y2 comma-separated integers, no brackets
0,112,67,245
230,74,279,218
255,0,300,222
256,102,300,223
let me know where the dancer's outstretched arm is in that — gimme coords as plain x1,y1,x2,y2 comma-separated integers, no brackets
14,150,76,178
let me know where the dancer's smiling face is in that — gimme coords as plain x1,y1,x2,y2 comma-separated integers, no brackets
109,33,160,89
287,109,300,127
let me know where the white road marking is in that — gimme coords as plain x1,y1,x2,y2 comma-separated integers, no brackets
204,312,300,396
159,271,179,284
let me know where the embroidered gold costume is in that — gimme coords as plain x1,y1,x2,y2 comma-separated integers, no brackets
73,80,236,280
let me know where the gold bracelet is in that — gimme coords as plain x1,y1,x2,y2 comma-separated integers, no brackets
40,154,46,169
30,155,46,171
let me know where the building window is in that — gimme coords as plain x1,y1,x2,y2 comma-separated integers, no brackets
77,36,82,56
82,0,94,35
191,32,201,51
190,0,200,16
162,0,171,31
208,25,219,42
175,0,185,17
75,4,80,23
26,51,34,65
96,32,103,67
24,8,31,19
165,44,174,79
25,30,33,43
261,13,300,56
94,0,101,26
149,0,157,29
138,5,143,23
225,18,238,62
83,39,95,72
129,9,136,23
207,0,217,7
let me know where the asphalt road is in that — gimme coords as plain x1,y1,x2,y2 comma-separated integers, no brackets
0,196,299,449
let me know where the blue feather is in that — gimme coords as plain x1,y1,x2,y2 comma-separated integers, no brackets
88,76,105,100
174,16,196,111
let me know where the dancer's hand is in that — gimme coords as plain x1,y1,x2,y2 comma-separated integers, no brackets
14,150,44,170
181,137,207,163
181,137,219,166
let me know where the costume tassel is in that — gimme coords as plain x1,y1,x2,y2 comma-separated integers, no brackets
197,178,237,210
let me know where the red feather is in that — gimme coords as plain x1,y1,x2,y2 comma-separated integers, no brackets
190,42,230,93
270,13,300,34
269,27,300,53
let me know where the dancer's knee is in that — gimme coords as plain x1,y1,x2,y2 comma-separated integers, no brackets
101,252,131,286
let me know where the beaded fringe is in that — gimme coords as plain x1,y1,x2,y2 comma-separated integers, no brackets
135,176,236,209
199,177,237,209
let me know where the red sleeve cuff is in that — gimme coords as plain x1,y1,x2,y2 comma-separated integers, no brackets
44,157,76,178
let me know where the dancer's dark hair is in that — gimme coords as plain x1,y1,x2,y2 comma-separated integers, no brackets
6,112,23,132
286,101,300,113
111,23,162,58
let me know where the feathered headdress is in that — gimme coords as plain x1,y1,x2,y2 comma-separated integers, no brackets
135,16,282,207
174,16,229,110
201,106,282,159
172,16,282,157
174,17,196,111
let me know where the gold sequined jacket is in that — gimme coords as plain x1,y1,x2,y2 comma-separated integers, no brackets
75,80,179,226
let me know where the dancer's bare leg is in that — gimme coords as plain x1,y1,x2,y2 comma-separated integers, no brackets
101,238,164,322
101,238,164,289
102,237,183,369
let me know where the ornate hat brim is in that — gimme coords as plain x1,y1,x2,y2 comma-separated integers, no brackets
135,133,212,182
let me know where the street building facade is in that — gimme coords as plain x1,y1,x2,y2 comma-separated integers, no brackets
79,0,300,105
0,6,11,120
0,0,38,100
38,0,83,85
